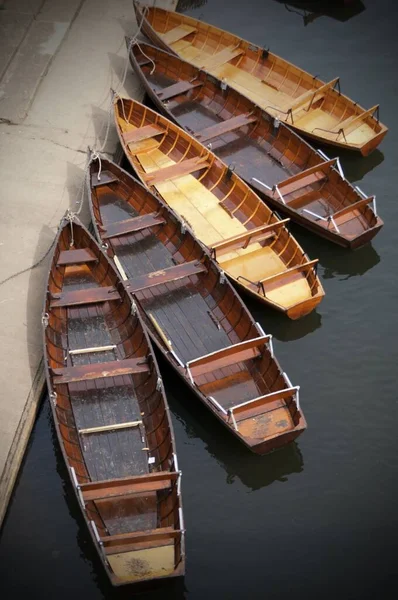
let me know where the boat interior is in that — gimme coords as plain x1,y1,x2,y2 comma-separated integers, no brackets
131,42,379,241
89,161,304,447
137,3,386,150
44,218,183,583
114,97,323,314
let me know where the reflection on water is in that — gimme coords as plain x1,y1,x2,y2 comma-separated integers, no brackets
291,224,381,279
161,361,304,492
277,0,365,25
243,292,323,341
315,144,385,183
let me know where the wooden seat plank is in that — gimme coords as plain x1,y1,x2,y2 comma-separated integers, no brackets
144,156,210,185
91,171,119,188
52,357,149,385
288,78,339,113
333,196,374,221
188,336,270,378
162,24,197,45
50,286,120,308
211,219,289,258
195,113,257,143
102,212,166,239
331,105,379,135
275,158,337,197
259,259,318,291
103,527,181,554
81,471,179,501
201,46,245,70
127,260,207,293
57,248,97,266
157,79,203,101
123,124,166,145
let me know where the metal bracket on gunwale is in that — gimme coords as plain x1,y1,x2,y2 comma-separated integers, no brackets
70,466,85,507
272,184,286,204
251,177,272,191
356,185,377,216
318,148,345,180
302,209,340,234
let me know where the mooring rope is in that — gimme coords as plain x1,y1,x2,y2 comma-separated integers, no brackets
0,2,153,287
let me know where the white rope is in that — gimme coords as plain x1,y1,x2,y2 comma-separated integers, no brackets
95,3,150,154
73,3,152,217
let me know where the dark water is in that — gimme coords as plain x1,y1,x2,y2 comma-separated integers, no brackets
1,1,398,598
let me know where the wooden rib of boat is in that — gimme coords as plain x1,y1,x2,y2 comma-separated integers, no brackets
133,1,387,155
113,96,325,319
128,41,383,249
42,214,184,586
88,158,307,454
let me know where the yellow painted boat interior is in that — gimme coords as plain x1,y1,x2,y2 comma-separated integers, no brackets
137,3,387,154
114,98,324,317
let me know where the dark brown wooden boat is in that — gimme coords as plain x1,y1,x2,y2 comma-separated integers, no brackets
133,1,387,156
128,40,383,249
87,158,307,454
113,96,325,319
42,214,184,586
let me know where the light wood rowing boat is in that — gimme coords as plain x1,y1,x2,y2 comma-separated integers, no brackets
128,40,383,249
43,214,184,586
113,96,325,319
88,158,307,454
133,1,387,156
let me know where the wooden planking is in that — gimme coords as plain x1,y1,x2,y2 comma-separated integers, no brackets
233,388,297,416
333,196,374,220
275,171,326,197
211,219,290,256
189,346,261,378
188,336,269,377
91,171,119,188
331,105,379,135
123,124,165,145
52,357,149,384
102,527,181,554
127,260,207,293
259,259,318,287
162,24,197,45
195,113,257,142
103,212,166,239
201,46,245,70
288,78,340,113
144,156,210,185
157,79,203,101
57,248,97,266
81,471,179,501
50,286,120,308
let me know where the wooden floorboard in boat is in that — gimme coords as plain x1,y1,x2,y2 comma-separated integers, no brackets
142,284,230,364
67,304,149,482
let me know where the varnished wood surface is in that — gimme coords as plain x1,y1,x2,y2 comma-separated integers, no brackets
113,96,325,317
42,216,184,586
127,41,383,249
88,158,307,456
134,2,388,155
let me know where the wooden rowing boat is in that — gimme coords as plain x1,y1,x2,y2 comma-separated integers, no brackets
128,41,383,249
133,1,387,155
113,96,325,319
42,214,184,586
88,158,307,454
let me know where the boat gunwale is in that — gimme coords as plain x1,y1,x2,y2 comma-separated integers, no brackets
127,40,383,247
42,214,185,586
113,95,325,317
133,1,388,154
88,158,307,450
